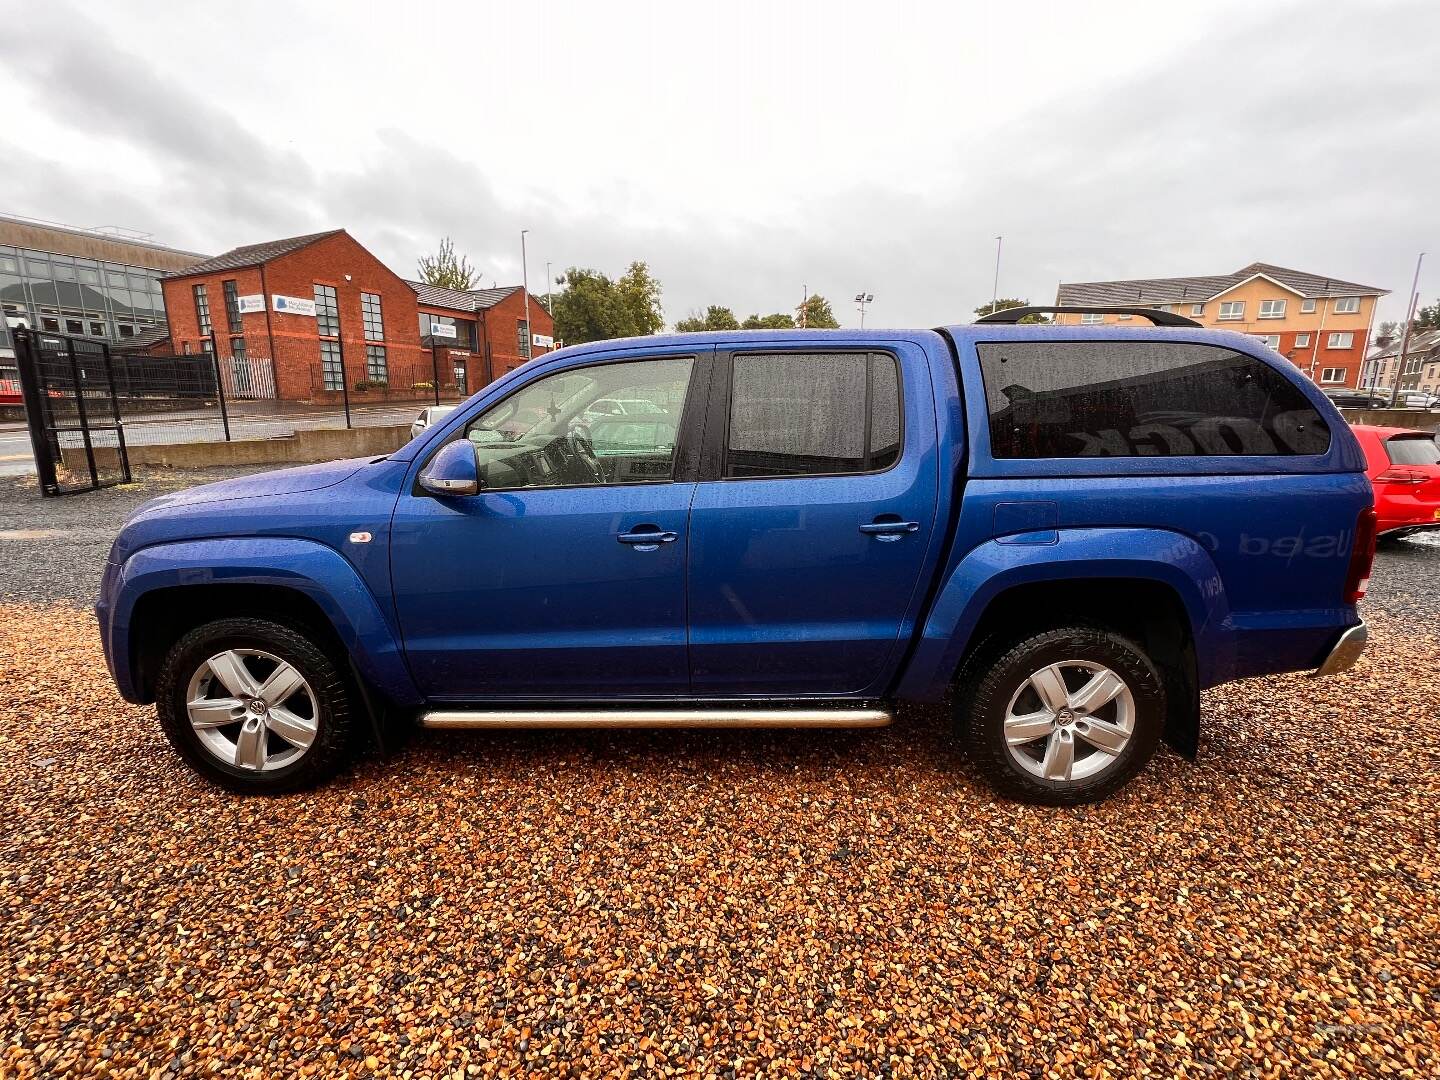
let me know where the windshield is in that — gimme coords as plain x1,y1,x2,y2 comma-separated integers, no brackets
1386,435,1440,466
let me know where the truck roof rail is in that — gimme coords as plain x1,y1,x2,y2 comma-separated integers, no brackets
974,305,1203,328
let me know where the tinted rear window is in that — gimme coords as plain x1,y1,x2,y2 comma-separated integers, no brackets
1385,435,1440,466
977,340,1331,458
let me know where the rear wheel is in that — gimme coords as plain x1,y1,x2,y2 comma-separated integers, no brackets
155,617,357,793
958,626,1165,805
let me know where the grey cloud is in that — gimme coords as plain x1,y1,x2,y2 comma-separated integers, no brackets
0,1,1434,328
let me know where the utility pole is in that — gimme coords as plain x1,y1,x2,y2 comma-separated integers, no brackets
520,229,531,359
992,235,1003,315
1390,252,1425,407
801,284,807,329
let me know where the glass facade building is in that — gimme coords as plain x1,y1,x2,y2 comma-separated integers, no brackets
0,215,208,386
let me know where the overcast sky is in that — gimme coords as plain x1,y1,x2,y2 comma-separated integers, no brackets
0,0,1435,329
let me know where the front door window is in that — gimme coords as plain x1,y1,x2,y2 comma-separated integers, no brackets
465,356,694,489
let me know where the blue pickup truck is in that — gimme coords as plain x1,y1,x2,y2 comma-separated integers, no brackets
97,307,1376,804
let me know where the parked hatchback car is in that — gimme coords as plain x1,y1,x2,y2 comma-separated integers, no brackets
1351,424,1440,538
98,307,1376,805
410,404,457,440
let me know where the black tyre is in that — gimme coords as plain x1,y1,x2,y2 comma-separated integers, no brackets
958,626,1165,806
155,617,358,794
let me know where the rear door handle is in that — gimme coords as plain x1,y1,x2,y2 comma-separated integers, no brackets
859,520,920,542
617,527,679,551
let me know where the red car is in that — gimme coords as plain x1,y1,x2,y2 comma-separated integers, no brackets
1351,425,1440,538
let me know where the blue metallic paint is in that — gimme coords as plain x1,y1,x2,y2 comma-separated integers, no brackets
96,323,1370,720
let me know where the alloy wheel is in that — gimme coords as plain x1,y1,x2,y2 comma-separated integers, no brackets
1002,660,1136,782
185,649,319,773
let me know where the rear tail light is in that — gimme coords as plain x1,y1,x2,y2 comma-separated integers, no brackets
1375,467,1428,484
1343,507,1378,604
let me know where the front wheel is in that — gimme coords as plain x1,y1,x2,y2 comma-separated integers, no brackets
155,617,358,794
958,626,1165,806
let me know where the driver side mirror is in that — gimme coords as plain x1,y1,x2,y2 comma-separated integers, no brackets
419,440,482,497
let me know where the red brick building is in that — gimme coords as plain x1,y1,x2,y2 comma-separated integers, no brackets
161,230,554,402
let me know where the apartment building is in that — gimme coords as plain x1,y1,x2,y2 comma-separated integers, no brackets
1055,262,1387,388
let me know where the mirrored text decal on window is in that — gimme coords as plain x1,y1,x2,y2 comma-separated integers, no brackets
726,352,902,478
976,341,1330,458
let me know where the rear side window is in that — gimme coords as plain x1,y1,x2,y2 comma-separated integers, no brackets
977,340,1331,458
725,352,902,477
1386,435,1440,466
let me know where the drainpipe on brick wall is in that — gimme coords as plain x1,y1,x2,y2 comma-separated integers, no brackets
1355,294,1378,392
1308,298,1330,383
258,263,279,397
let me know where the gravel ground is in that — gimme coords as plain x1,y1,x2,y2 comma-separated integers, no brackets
1,469,1437,1077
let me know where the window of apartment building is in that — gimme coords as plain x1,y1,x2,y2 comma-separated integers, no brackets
201,338,213,354
314,283,340,336
223,279,242,332
1218,301,1244,320
517,319,532,358
89,321,104,336
365,344,388,383
361,292,384,341
1190,303,1205,316
1253,334,1281,350
231,336,247,362
117,323,133,338
1295,333,1310,348
41,315,60,332
1320,368,1346,384
1079,312,1104,324
1259,299,1286,319
1153,305,1174,313
1327,332,1354,350
1300,298,1317,313
193,283,212,336
65,317,83,334
320,340,344,391
1334,296,1360,314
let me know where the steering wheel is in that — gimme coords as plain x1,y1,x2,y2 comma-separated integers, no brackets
563,428,604,484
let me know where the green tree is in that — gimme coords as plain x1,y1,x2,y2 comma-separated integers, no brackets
1413,299,1439,332
796,294,840,328
675,305,740,333
416,237,478,290
741,312,796,329
973,298,1049,324
551,261,666,345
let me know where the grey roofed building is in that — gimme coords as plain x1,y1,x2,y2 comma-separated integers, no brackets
407,281,520,311
1058,261,1388,306
165,230,345,277
1366,327,1440,362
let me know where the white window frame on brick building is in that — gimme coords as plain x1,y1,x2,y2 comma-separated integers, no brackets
1259,299,1286,319
1320,367,1346,384
1327,332,1354,350
1333,296,1360,314
1218,301,1244,320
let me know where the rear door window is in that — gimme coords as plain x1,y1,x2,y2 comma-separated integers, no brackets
977,340,1331,458
1385,435,1440,466
725,352,902,477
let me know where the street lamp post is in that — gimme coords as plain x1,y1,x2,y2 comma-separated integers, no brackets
992,235,1003,315
854,292,873,329
1390,252,1426,407
520,229,531,359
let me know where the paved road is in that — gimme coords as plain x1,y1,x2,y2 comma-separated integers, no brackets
0,401,444,477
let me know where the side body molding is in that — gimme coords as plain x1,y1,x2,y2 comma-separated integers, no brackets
109,537,421,706
894,527,1232,703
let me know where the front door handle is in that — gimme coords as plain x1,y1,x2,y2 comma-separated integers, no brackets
617,526,679,552
859,519,920,542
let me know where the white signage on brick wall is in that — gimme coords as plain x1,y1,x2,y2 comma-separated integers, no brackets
237,294,266,314
429,321,458,339
531,333,554,349
272,294,317,317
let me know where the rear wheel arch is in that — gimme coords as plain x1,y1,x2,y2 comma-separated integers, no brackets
954,576,1200,758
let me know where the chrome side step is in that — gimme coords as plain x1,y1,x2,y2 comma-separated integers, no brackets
420,706,893,730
